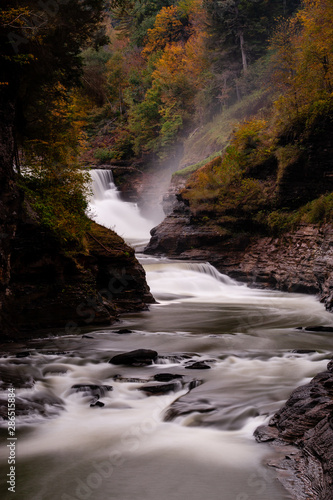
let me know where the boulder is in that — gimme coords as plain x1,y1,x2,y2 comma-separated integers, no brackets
109,349,158,366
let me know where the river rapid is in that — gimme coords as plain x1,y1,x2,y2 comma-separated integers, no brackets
1,170,333,500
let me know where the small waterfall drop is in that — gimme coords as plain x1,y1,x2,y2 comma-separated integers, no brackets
88,169,156,249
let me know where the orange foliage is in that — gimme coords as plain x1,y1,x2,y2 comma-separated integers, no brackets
143,5,186,56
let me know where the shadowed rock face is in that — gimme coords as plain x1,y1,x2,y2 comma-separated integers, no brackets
255,359,333,500
2,217,154,337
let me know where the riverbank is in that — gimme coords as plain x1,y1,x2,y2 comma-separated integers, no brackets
1,214,153,340
255,357,333,499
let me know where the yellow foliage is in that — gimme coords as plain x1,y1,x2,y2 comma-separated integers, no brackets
271,0,333,126
143,6,184,56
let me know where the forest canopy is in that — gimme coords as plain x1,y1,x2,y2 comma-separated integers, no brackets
4,0,333,245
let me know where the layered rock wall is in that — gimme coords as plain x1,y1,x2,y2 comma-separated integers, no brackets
145,203,333,309
255,359,333,499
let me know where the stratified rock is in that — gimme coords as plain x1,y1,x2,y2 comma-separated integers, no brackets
109,349,158,366
145,191,333,311
255,360,333,499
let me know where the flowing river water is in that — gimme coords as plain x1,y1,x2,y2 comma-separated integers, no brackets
1,170,333,500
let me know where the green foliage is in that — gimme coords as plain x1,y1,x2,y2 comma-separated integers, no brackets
275,144,302,182
173,152,222,177
255,209,299,235
110,0,174,46
20,91,91,247
22,172,91,247
302,194,333,225
129,85,162,154
94,148,116,162
0,0,108,249
82,47,111,106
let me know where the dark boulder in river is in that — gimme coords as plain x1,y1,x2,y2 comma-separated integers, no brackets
185,361,211,370
109,349,158,366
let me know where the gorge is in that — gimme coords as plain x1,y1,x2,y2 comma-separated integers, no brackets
1,0,333,498
1,169,333,499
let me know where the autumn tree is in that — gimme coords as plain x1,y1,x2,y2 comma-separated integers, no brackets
110,0,174,46
271,0,333,134
0,0,108,246
126,0,209,158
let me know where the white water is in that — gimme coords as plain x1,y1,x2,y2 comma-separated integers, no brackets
88,169,158,249
1,170,333,500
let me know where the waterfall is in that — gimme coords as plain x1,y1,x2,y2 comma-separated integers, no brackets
88,169,156,249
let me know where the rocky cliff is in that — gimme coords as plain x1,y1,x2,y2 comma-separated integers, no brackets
145,194,333,309
1,204,154,340
255,359,333,499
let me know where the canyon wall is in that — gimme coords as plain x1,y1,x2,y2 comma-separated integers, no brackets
145,194,333,309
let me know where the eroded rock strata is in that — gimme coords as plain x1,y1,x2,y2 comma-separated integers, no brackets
145,199,333,309
255,359,333,500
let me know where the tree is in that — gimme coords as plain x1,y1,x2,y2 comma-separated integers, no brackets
271,0,333,133
203,0,300,103
143,4,192,55
110,0,174,46
0,0,108,254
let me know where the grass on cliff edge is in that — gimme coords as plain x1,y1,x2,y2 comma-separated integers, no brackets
178,87,270,171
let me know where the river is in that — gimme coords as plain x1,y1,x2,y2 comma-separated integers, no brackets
1,169,333,500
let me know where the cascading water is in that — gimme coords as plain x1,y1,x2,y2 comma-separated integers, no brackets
1,171,333,500
89,169,157,249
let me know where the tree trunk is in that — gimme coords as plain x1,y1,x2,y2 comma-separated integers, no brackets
0,87,21,332
239,30,248,72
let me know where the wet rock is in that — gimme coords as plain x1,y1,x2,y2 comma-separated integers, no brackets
109,349,158,366
82,335,94,339
2,220,154,333
146,209,333,312
71,384,113,397
114,328,133,334
255,358,333,499
164,398,216,422
153,373,183,382
188,379,202,390
139,382,180,395
15,351,30,358
0,392,64,418
158,354,192,363
291,349,316,354
90,400,105,408
113,374,148,383
185,361,211,370
304,326,333,333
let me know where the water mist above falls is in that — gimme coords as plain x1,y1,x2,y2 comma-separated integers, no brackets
89,169,160,249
